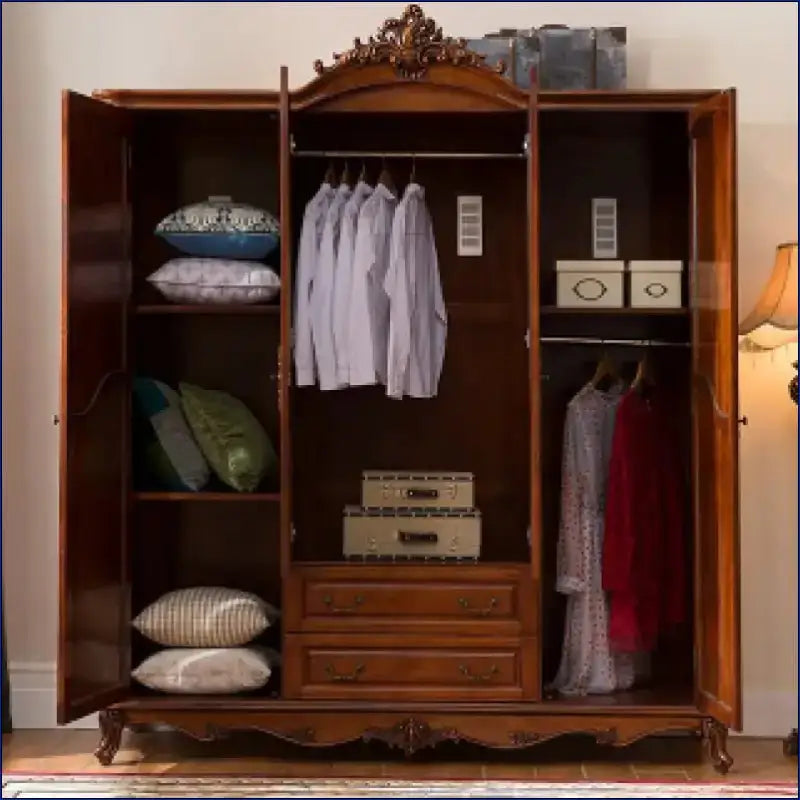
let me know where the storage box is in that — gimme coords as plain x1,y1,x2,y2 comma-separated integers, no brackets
361,470,474,509
343,507,481,561
628,260,683,309
466,25,626,91
556,260,625,308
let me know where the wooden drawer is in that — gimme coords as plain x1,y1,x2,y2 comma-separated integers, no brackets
284,564,536,636
283,633,537,700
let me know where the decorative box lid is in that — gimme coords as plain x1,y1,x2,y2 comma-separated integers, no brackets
628,260,683,272
362,470,474,482
556,259,625,273
344,505,480,519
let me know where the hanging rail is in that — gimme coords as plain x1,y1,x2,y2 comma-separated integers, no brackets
540,336,690,348
291,148,526,160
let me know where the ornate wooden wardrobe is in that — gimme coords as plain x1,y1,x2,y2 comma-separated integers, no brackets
59,4,741,771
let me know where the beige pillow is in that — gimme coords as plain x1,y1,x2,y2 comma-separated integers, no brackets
132,587,278,647
132,647,278,694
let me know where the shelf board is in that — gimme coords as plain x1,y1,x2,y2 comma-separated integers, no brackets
134,491,281,502
135,304,280,316
540,306,689,316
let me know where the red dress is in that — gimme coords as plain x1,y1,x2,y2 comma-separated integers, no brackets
602,389,686,653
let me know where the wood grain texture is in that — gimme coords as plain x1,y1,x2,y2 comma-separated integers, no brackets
689,90,741,731
59,91,132,725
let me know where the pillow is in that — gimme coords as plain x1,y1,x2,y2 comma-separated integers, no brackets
132,647,279,694
179,382,277,493
132,378,210,492
132,587,278,647
147,259,280,305
156,197,279,260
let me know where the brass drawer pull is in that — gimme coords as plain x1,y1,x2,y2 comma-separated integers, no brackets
459,664,500,682
324,663,365,682
322,594,364,613
458,596,498,616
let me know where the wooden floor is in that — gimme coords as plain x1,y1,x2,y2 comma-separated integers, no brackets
2,730,797,784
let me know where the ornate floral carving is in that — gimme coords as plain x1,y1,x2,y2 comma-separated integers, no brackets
94,709,125,766
313,4,504,81
702,718,734,774
362,717,460,755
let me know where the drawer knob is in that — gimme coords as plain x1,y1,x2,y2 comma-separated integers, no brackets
459,663,500,683
322,594,364,613
324,663,365,682
458,596,498,616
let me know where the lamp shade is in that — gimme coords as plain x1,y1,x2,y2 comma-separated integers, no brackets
739,241,798,350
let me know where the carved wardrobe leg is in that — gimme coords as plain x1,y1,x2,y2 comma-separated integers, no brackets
702,718,733,774
94,709,126,766
783,728,798,757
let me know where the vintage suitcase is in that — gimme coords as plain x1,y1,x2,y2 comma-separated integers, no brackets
343,506,481,561
361,470,474,509
466,25,626,90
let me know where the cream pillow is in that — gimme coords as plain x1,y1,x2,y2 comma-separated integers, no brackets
132,647,278,694
132,587,278,647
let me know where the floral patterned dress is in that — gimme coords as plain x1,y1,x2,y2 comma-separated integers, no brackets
549,382,635,696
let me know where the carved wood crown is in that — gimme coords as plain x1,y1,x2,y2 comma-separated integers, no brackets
313,4,504,81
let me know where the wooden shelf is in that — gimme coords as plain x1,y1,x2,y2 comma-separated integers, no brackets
134,491,281,502
540,306,689,316
135,304,280,316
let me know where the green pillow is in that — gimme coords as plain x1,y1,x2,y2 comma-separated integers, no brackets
179,382,277,492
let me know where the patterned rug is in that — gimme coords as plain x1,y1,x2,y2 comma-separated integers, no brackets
1,775,798,798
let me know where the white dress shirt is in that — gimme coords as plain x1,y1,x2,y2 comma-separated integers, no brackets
347,182,398,387
332,181,373,386
311,183,352,391
384,182,447,399
294,181,335,386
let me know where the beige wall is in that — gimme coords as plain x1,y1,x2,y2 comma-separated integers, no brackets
2,2,797,734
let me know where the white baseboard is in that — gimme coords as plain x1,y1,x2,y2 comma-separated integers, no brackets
8,661,796,737
9,662,97,730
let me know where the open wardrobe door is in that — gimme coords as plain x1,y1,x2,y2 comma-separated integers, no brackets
58,91,132,723
689,89,742,731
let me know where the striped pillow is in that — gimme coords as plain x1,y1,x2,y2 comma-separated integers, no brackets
132,587,278,647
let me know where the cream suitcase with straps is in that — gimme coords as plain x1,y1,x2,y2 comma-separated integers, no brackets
361,470,474,509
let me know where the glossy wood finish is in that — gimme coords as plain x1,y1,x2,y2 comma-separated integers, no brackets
689,90,741,731
284,564,535,635
283,634,536,701
59,91,132,725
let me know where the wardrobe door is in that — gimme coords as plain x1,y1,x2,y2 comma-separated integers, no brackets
58,91,132,723
689,89,741,730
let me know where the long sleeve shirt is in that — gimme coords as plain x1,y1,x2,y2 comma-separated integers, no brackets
332,181,373,387
347,182,397,387
384,182,447,400
311,183,352,391
294,182,335,386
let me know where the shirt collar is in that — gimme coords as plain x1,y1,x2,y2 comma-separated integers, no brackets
404,182,425,200
373,182,398,202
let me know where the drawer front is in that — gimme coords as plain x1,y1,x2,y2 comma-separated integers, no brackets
362,472,474,509
284,565,536,636
284,634,537,700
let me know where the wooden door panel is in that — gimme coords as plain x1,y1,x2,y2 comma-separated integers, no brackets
59,91,131,723
689,89,741,730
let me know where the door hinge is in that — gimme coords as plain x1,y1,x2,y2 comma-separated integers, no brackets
291,524,297,543
524,329,530,349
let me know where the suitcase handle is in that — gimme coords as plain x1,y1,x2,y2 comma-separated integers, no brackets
403,487,439,500
398,531,438,544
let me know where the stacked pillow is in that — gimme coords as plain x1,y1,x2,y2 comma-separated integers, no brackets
133,377,278,493
132,587,280,694
147,197,281,305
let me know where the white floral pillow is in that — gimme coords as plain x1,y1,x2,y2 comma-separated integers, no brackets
147,259,280,304
132,647,279,694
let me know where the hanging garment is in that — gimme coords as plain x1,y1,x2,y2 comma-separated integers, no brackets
384,182,447,400
310,183,352,391
332,181,373,387
294,181,336,386
549,382,636,696
347,182,397,387
602,389,687,654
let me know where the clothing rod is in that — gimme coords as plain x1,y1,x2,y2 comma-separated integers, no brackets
290,148,525,160
540,336,690,348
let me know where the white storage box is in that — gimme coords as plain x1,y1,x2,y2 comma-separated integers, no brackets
628,260,683,308
361,470,474,509
556,260,625,308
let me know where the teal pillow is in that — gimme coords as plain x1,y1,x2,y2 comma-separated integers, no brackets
179,383,277,493
132,378,210,492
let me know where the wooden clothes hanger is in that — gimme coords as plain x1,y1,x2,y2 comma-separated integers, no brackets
632,349,656,396
590,349,620,391
340,160,352,187
324,160,337,186
358,160,367,183
378,156,395,193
